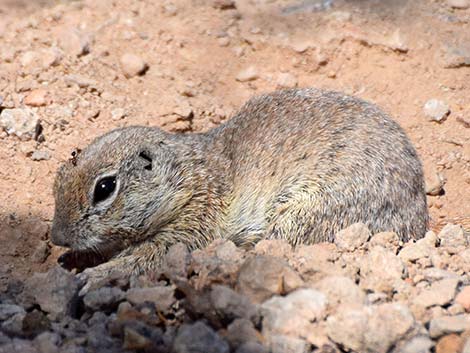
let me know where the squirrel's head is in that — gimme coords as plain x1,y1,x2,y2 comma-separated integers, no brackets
51,126,197,263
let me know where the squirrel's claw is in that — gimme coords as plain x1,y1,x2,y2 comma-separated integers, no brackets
77,263,118,296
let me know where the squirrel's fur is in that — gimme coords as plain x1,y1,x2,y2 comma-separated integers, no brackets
51,88,429,276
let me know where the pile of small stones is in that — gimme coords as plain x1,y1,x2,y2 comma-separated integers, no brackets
1,222,469,353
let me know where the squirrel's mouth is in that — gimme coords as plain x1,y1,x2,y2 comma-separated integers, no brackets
58,249,110,272
57,239,122,272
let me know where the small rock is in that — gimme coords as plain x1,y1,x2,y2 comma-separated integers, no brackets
23,217,49,240
268,335,308,353
226,319,262,348
57,27,90,57
383,29,409,52
30,150,51,161
289,40,312,53
254,239,292,258
422,268,458,282
399,336,434,353
314,276,365,306
399,238,434,262
438,224,468,249
0,331,11,344
327,11,352,22
447,0,470,8
210,285,259,323
120,53,148,78
334,222,371,251
0,339,39,353
87,312,120,349
218,37,230,47
276,73,298,88
172,104,194,122
356,29,408,52
456,286,470,311
424,230,439,246
85,108,100,120
162,243,190,279
327,303,415,353
426,172,446,196
20,266,81,320
423,99,450,123
34,331,61,353
123,326,152,350
0,108,39,140
448,303,465,315
440,45,470,68
369,231,400,249
190,240,245,287
64,74,98,89
261,288,326,338
366,303,416,352
215,240,244,262
1,46,15,63
236,67,259,82
0,304,25,321
413,278,459,308
20,51,37,67
234,46,245,57
237,256,303,303
435,334,463,353
22,310,51,337
291,243,341,280
111,108,127,120
367,292,388,304
126,286,175,313
83,287,125,311
1,312,27,336
429,314,470,338
24,89,49,107
41,48,62,68
236,342,269,353
16,79,36,93
31,241,50,263
360,246,405,293
173,321,230,353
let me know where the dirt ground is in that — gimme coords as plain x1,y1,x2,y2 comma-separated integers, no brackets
0,0,469,290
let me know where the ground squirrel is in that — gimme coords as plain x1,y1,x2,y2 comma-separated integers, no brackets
51,88,428,286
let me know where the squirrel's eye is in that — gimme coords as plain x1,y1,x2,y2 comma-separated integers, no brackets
93,177,117,203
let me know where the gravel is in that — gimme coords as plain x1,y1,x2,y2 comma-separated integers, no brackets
0,223,468,352
334,222,371,251
423,99,451,123
120,53,148,78
173,322,230,353
236,66,259,82
0,108,39,140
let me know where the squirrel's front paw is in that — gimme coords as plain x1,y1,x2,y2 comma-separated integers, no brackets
77,261,129,296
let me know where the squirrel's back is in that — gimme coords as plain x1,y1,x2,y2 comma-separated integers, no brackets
208,89,428,244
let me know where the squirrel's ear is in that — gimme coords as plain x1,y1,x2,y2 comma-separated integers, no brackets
138,150,153,171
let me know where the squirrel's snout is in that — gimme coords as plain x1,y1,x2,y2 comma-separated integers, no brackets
50,221,71,247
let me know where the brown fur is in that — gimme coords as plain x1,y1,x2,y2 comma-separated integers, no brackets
51,88,429,277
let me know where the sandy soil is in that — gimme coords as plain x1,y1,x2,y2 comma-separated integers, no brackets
0,0,469,289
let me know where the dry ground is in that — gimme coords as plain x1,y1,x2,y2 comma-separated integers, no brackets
0,0,469,288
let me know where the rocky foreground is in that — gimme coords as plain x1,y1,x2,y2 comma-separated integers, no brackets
1,222,470,353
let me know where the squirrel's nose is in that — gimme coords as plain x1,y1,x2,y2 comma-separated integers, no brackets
50,220,70,247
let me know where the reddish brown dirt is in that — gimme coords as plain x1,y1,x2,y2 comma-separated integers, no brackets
0,0,469,291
